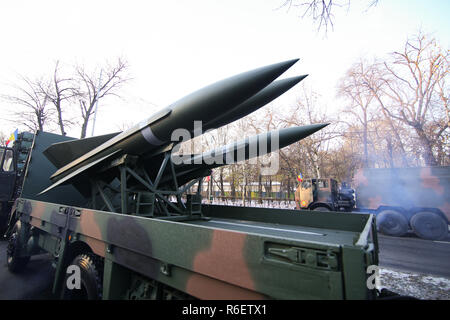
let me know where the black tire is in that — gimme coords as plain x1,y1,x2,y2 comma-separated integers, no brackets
376,209,408,237
6,221,30,273
312,206,331,212
410,211,448,241
61,253,103,300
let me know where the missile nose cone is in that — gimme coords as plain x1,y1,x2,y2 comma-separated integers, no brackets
302,123,330,133
269,74,308,92
236,58,300,85
205,73,309,130
253,59,299,82
279,123,329,147
271,58,300,72
278,74,308,87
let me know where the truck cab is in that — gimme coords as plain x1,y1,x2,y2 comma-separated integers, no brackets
0,146,16,230
0,132,35,232
295,178,355,212
0,147,16,201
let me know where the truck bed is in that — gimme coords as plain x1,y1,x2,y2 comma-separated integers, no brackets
15,199,378,299
202,204,374,246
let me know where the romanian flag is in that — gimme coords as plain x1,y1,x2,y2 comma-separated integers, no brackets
6,129,18,147
297,173,303,182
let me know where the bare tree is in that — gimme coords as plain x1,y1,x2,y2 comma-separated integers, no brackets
2,75,52,132
280,87,337,178
277,0,378,33
340,60,411,167
338,60,376,167
76,58,130,138
366,33,448,166
40,61,78,135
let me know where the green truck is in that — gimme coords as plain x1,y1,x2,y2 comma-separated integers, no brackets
0,132,34,233
1,130,385,300
295,167,450,241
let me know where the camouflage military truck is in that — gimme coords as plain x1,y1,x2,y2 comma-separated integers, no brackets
3,130,386,300
295,168,450,241
0,132,34,233
353,167,449,241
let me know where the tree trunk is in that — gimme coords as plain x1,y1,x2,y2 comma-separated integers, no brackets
230,167,236,198
219,168,224,197
56,102,66,135
287,178,291,200
415,126,438,166
258,173,262,203
363,121,369,168
386,135,394,168
80,120,89,138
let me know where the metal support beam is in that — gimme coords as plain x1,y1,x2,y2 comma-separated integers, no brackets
87,148,203,220
120,166,128,214
95,180,116,213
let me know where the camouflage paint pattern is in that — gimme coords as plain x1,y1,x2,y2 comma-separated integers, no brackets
353,167,450,221
13,197,377,300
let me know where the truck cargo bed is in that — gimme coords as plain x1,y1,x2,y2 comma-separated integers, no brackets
202,204,374,246
14,199,378,299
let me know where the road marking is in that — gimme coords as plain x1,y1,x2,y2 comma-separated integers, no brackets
432,240,450,244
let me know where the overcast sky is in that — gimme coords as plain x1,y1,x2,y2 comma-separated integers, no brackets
0,0,449,137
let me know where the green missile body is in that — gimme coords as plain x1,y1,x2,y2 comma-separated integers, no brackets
165,124,329,186
42,59,300,194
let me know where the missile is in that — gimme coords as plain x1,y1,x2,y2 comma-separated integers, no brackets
43,76,306,172
160,123,329,186
40,59,300,194
204,75,308,130
148,59,300,144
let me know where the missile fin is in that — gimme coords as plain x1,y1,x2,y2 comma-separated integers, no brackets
50,108,172,181
38,149,121,195
43,132,121,169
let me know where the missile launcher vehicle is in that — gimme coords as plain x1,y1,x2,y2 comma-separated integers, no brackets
2,60,387,300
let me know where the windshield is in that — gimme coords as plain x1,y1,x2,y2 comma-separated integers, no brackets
2,149,14,172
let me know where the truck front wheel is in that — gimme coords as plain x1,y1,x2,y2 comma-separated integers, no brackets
410,211,448,241
376,210,408,237
6,221,30,273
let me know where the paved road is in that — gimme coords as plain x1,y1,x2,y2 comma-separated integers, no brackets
0,232,449,299
378,233,450,278
0,240,55,299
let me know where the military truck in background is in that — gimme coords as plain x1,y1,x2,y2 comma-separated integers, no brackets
3,130,385,300
295,167,450,241
294,178,355,212
0,132,34,233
